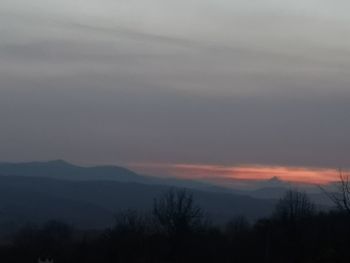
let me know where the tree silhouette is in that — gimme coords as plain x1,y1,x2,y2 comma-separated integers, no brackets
324,170,350,215
272,189,316,262
274,189,315,222
112,210,148,235
153,188,203,236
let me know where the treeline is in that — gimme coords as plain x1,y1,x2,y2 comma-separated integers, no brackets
1,188,350,263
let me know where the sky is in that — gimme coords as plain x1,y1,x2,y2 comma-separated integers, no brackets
1,0,350,184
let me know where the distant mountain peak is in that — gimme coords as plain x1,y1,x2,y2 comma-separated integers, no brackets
268,176,282,182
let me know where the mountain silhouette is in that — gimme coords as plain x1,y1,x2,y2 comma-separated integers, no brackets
0,174,276,234
0,160,145,182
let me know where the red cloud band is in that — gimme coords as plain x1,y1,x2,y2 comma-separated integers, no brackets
130,163,342,185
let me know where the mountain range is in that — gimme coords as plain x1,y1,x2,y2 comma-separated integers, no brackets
0,160,333,235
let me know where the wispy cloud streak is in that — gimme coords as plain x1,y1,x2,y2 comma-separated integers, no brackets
130,163,341,185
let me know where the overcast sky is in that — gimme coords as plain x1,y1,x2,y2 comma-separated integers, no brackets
1,0,350,171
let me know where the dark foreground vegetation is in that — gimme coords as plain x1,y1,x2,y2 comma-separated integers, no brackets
1,188,349,263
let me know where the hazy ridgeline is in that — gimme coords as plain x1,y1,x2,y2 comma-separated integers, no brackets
2,0,349,261
0,161,279,231
0,189,349,263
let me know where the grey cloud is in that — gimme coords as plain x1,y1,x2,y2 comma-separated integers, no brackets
1,70,350,168
0,2,350,169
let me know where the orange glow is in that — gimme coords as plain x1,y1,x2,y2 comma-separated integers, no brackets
129,163,342,185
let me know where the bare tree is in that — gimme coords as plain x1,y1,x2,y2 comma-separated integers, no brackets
323,170,350,215
153,188,203,236
274,189,315,222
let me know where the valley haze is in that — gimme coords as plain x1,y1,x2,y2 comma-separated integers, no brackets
0,0,349,262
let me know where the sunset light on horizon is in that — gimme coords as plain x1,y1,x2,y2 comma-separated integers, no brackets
130,163,343,185
1,0,350,259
